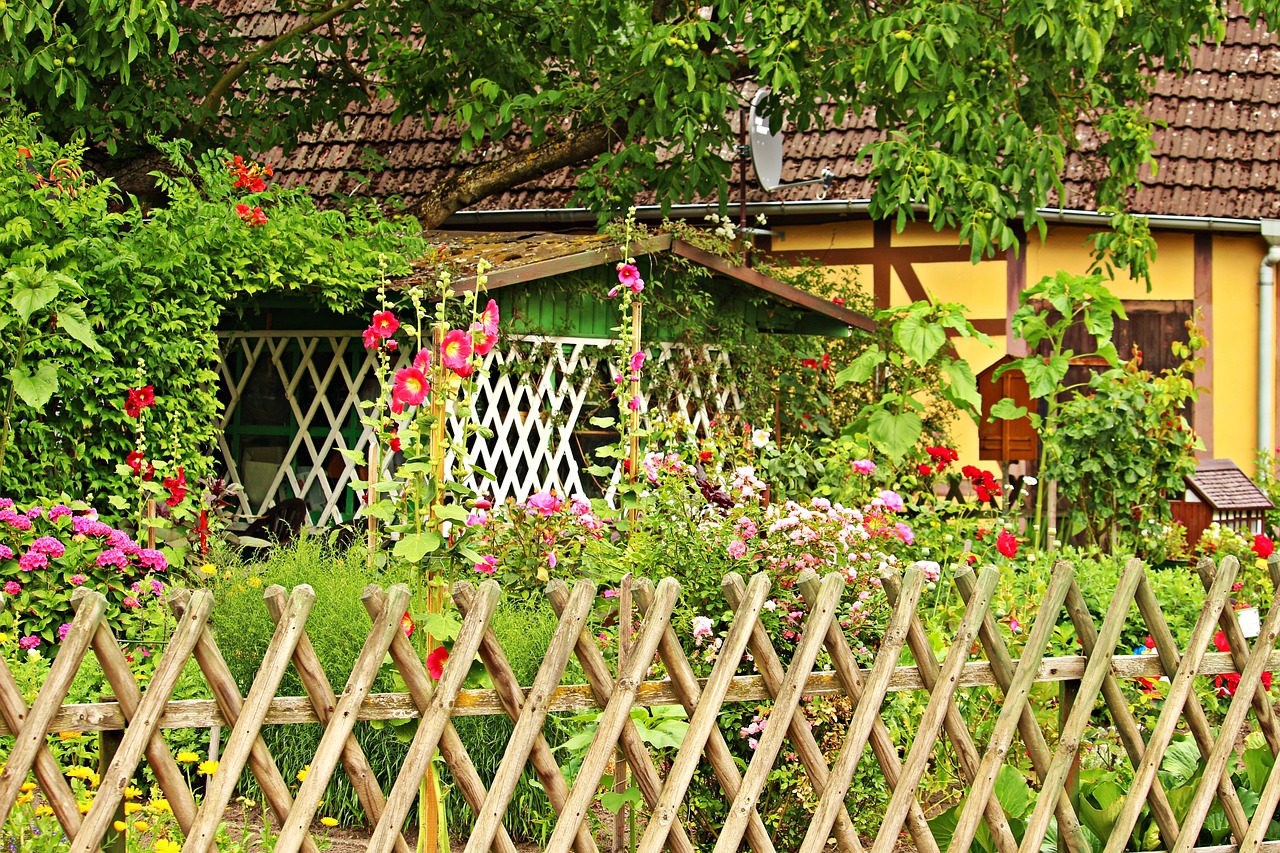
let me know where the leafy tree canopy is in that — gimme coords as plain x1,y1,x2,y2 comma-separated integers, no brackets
3,0,1271,273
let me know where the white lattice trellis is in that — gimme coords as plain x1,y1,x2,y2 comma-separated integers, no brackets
215,332,741,527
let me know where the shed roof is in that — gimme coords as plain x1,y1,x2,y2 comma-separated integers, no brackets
246,6,1280,221
397,231,875,332
1185,458,1274,510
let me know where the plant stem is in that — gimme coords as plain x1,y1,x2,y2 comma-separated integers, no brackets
0,325,30,483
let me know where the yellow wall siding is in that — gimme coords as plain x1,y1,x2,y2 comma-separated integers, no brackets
1025,226,1197,300
1212,234,1268,473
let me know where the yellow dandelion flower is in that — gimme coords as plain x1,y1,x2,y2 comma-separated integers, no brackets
175,751,199,763
113,820,127,832
124,803,143,816
200,563,218,575
20,782,36,793
155,839,181,853
124,786,142,799
134,820,150,832
149,798,172,814
320,817,339,828
296,764,309,782
58,731,82,740
16,793,32,806
34,805,53,818
77,801,91,814
198,760,219,775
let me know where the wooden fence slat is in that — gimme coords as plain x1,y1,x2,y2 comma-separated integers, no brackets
871,566,1002,853
0,652,83,839
947,561,1077,853
462,579,597,853
635,572,771,853
365,581,501,853
272,583,411,853
955,563,1092,853
184,584,317,853
635,577,777,853
0,590,106,822
723,572,863,853
1173,581,1280,853
796,571,939,853
1066,574,1188,848
1132,574,1251,843
169,589,322,853
1103,556,1241,853
794,568,924,853
367,585,520,853
262,585,414,853
543,577,685,853
1019,559,1144,853
1196,558,1280,755
72,589,202,838
69,590,214,853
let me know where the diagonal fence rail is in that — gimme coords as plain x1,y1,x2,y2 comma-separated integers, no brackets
1,555,1278,853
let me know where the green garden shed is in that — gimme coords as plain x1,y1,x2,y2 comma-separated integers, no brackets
214,232,871,527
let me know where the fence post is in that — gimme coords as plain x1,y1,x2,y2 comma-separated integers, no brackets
1059,679,1081,811
99,694,126,853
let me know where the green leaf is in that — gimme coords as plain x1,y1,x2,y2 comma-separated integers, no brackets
993,765,1032,820
8,361,58,408
7,267,63,321
893,312,947,366
1159,737,1202,789
833,347,886,387
589,415,616,429
392,531,443,563
418,611,461,642
867,408,922,459
940,359,981,413
434,504,471,522
599,786,643,814
1022,354,1071,398
990,397,1029,421
56,304,101,352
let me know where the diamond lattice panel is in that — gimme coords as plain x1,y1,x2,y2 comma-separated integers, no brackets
216,333,740,525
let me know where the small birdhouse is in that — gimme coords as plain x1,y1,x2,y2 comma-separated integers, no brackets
1170,458,1274,548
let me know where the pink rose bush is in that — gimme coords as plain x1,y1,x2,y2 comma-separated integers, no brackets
0,497,169,646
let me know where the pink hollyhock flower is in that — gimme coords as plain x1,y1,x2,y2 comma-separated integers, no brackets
389,398,405,416
426,646,449,680
478,299,500,336
125,386,155,418
414,348,431,371
57,623,71,641
440,329,473,376
629,352,646,374
628,396,641,411
3,581,20,595
851,459,876,474
526,491,562,516
370,310,399,338
68,574,86,586
18,551,47,572
362,326,380,349
617,263,645,293
1009,618,1022,634
1253,533,1274,559
466,511,487,527
474,498,492,510
31,536,65,557
392,366,430,406
727,539,747,559
385,339,398,351
18,636,39,650
996,529,1019,559
474,555,498,575
401,611,415,638
877,490,905,512
470,322,498,356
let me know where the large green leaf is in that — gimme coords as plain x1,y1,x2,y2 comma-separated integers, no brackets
56,304,102,352
894,311,947,366
941,358,981,414
6,267,65,322
994,765,1033,820
392,530,443,563
990,397,1029,421
1022,353,1071,398
867,408,922,459
7,362,59,408
834,346,886,387
1159,737,1202,789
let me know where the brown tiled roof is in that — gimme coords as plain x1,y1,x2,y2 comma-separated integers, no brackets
240,6,1280,220
1186,458,1274,510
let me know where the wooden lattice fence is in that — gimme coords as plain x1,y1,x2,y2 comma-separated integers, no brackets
2,555,1280,853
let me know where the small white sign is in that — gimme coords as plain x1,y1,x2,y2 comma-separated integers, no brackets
1238,607,1261,639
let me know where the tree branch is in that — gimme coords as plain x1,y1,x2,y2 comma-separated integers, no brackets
199,0,363,119
408,122,622,228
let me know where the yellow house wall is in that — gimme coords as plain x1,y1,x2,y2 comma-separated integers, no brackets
777,219,1274,474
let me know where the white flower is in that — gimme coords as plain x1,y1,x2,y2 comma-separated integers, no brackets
751,428,772,448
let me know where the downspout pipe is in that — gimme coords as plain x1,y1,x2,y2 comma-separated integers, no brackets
1258,226,1280,456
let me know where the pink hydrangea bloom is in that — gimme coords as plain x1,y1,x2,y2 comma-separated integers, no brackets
31,536,65,557
18,551,47,572
18,636,39,650
122,596,141,609
727,539,747,559
138,549,168,571
4,581,20,595
57,623,71,641
48,504,72,520
68,574,86,586
96,548,128,569
0,545,12,559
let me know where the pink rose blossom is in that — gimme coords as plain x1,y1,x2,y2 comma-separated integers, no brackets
877,490,905,512
727,539,747,559
894,522,914,544
691,616,713,644
474,555,498,575
851,459,877,474
525,491,563,516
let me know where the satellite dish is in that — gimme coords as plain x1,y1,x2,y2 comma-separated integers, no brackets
748,89,784,192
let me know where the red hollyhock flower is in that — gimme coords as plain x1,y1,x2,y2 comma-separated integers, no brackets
401,611,415,638
362,326,380,349
392,367,429,407
996,529,1018,559
125,451,155,481
163,466,187,507
699,450,713,462
389,430,401,452
370,310,399,338
441,329,473,377
802,358,818,370
426,646,449,680
125,386,155,418
470,322,498,356
1252,533,1274,559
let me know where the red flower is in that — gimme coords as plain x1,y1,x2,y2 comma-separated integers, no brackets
470,322,498,356
426,646,449,681
478,299,500,336
389,430,401,452
832,296,845,306
699,450,713,462
126,451,154,481
996,529,1018,559
235,203,268,226
392,367,429,407
802,358,818,370
370,311,399,339
926,446,958,467
401,611,415,638
163,466,187,507
362,326,380,349
821,353,831,370
918,464,933,477
125,386,155,418
1253,533,1274,559
440,329,473,377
